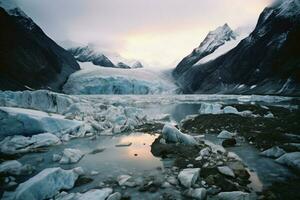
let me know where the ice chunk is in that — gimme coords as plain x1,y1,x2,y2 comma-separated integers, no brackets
0,107,82,137
178,168,200,188
55,188,113,200
5,167,79,200
217,191,250,200
162,124,198,145
217,130,236,139
276,152,300,170
0,160,31,175
59,148,85,164
260,146,285,158
0,133,61,154
199,103,223,114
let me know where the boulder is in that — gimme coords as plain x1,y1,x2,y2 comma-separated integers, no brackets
217,166,235,178
162,124,197,145
7,167,79,200
117,175,132,186
222,138,237,147
200,147,211,157
183,188,207,200
260,146,286,158
178,168,200,188
276,152,300,171
59,148,85,164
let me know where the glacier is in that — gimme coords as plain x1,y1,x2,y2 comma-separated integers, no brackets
63,62,177,95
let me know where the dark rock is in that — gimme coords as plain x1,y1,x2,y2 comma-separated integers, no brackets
74,176,93,187
222,138,237,147
0,7,80,91
68,46,115,68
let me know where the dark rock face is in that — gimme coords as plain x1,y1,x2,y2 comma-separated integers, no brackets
175,1,300,96
173,23,237,78
131,61,144,68
116,62,131,69
0,7,80,91
68,46,116,68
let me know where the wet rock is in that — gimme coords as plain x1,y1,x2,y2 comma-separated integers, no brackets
115,142,132,147
260,146,286,158
167,176,179,185
207,186,222,195
75,176,93,187
222,139,237,147
89,148,105,154
107,192,122,200
178,168,200,188
59,148,84,164
226,161,249,179
200,147,211,157
4,167,79,200
183,188,207,200
161,182,172,188
117,175,136,187
217,191,251,200
217,130,235,139
217,166,235,178
162,124,198,145
276,152,300,171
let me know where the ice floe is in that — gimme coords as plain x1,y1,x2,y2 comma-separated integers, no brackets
0,133,61,154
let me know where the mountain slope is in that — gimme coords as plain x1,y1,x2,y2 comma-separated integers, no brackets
68,45,144,69
0,1,80,91
175,0,300,96
173,24,237,77
68,46,116,68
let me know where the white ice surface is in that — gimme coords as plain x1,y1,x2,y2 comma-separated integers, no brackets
63,63,176,95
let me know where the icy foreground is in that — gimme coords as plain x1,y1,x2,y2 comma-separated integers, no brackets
0,107,82,137
3,167,79,200
63,64,176,95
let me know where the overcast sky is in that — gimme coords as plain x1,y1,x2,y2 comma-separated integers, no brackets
16,0,271,68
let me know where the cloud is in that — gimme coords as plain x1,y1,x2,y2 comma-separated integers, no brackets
16,0,271,68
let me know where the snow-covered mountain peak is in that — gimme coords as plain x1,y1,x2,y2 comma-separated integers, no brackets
0,0,28,18
196,23,237,54
132,61,144,68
